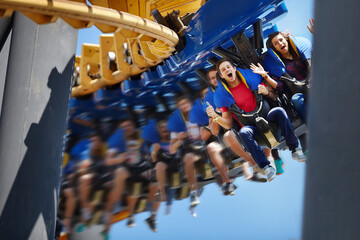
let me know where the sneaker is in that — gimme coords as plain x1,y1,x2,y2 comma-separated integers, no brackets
250,172,267,183
76,224,86,233
292,148,307,162
274,159,284,175
190,192,200,207
222,182,237,195
127,215,136,228
145,217,157,232
267,156,275,169
263,165,276,182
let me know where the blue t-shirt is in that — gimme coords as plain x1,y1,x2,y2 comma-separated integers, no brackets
107,129,126,153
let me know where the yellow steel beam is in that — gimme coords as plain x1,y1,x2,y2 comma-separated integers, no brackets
127,0,140,16
71,44,100,96
0,0,179,46
88,0,128,12
99,35,116,85
0,0,187,97
139,0,146,18
150,0,201,15
154,1,202,15
21,12,58,24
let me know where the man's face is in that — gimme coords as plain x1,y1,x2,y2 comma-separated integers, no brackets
90,135,102,150
219,61,237,84
208,70,218,87
158,121,169,139
200,88,208,100
177,98,192,114
120,120,136,137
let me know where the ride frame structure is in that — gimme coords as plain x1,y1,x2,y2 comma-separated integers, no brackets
0,0,360,240
0,1,179,239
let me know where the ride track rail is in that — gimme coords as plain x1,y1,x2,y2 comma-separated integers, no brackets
0,0,180,97
0,0,178,45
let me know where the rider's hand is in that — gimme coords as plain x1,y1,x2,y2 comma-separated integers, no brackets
178,132,187,140
206,101,217,118
258,84,269,96
152,143,161,153
250,63,267,77
307,18,314,34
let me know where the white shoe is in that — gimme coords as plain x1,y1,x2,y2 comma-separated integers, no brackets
190,192,200,207
263,165,276,182
292,148,307,162
267,156,275,169
250,172,267,183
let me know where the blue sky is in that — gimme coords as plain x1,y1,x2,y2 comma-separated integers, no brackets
75,1,314,239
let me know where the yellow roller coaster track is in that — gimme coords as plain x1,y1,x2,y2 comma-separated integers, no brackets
0,0,181,97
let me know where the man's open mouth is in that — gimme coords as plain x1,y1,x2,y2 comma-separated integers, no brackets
228,72,233,78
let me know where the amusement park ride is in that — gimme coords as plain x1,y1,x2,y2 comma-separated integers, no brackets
0,0,298,239
1,0,358,240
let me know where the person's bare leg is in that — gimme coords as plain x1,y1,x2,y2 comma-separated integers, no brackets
153,202,160,216
147,184,160,219
207,142,230,184
264,148,275,168
147,184,158,202
183,153,200,191
241,161,253,180
63,188,76,234
103,167,129,232
78,173,94,221
264,148,271,158
104,167,129,212
223,131,255,179
127,195,138,215
155,162,168,201
223,131,256,166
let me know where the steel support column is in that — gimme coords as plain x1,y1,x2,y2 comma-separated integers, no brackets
303,0,360,239
0,12,77,240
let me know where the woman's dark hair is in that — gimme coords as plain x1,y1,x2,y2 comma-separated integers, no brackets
266,31,285,50
266,31,299,60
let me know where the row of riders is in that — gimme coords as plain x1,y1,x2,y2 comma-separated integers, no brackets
59,20,314,238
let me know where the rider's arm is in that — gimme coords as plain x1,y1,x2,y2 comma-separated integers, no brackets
169,132,186,154
262,74,279,89
214,110,233,130
151,143,161,163
208,117,220,136
206,103,233,130
105,150,127,166
200,126,212,141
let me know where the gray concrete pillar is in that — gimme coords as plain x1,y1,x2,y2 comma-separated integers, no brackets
0,16,12,117
303,0,360,239
0,12,77,240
